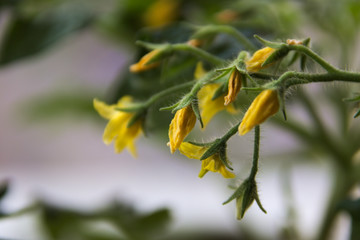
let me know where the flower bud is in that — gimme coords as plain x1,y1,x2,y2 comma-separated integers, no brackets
168,105,197,153
130,49,161,73
239,89,279,135
245,47,276,72
224,69,242,106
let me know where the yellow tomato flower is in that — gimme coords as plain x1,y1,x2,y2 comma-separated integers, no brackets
143,0,179,27
245,47,276,72
179,142,235,178
168,105,197,153
239,89,279,135
195,62,237,128
198,84,237,128
224,69,242,106
93,97,142,157
129,49,161,73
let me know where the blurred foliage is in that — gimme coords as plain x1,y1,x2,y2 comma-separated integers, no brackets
0,2,93,65
0,181,171,240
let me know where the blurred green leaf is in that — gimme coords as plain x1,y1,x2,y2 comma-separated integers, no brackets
20,91,98,122
0,4,93,65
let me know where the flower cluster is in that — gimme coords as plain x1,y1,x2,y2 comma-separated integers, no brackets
93,32,332,220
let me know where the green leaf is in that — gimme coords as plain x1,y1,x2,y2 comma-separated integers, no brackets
0,5,93,65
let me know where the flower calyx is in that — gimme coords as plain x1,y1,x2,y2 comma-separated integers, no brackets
223,178,267,220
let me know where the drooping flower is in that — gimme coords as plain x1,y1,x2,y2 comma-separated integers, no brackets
245,47,276,72
93,97,142,157
224,69,242,106
143,0,179,27
195,62,237,128
238,89,279,135
198,84,237,127
179,142,235,178
129,49,161,73
168,105,197,153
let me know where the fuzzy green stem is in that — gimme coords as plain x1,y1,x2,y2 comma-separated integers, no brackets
288,45,338,73
249,125,260,180
173,43,225,65
273,71,360,89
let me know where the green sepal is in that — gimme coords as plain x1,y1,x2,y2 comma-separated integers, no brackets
223,179,249,205
261,46,289,67
159,102,179,111
191,98,204,129
255,193,267,215
212,68,232,81
254,35,285,49
200,138,222,160
299,38,310,71
171,94,194,113
287,52,300,67
211,82,227,100
135,41,173,65
219,144,233,170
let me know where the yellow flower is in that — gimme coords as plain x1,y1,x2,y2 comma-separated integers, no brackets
179,142,235,178
198,84,237,128
245,47,276,72
224,69,242,106
239,89,279,135
93,97,142,157
195,62,237,128
143,0,179,27
168,105,197,153
129,49,161,73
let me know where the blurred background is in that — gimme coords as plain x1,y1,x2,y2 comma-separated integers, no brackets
0,0,360,239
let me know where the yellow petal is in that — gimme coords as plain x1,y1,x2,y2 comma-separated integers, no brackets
168,106,196,153
93,99,117,120
129,49,161,73
194,62,207,80
179,142,207,159
239,89,279,135
103,113,131,145
198,84,227,127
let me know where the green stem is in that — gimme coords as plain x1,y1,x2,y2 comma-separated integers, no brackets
144,80,195,107
273,71,360,88
249,125,260,180
214,25,257,51
288,45,338,73
173,43,225,65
